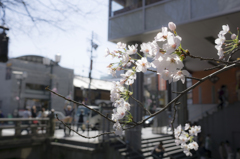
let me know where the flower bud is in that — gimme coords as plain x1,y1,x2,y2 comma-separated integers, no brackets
231,34,237,40
168,22,176,31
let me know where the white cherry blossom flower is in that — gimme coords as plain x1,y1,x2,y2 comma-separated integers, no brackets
164,54,184,72
127,44,138,55
183,150,192,156
108,68,116,77
188,142,199,151
231,34,237,40
113,121,123,136
163,35,182,54
185,123,190,130
173,70,190,84
219,24,229,35
120,70,136,85
123,101,131,111
114,98,125,107
217,48,224,59
140,42,152,55
160,69,173,83
117,42,126,49
215,34,225,45
110,93,120,102
168,22,176,31
155,27,173,42
116,106,126,119
105,48,111,57
122,54,130,66
179,134,190,143
175,139,181,146
136,57,151,73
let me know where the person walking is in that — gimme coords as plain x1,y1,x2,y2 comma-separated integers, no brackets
76,109,85,133
21,107,32,134
152,142,165,159
63,104,75,137
0,110,4,125
205,134,212,158
219,142,227,159
225,141,234,159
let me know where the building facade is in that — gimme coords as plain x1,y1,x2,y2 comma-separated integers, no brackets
0,55,74,116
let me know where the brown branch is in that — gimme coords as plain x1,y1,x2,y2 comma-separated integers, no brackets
129,95,151,115
182,50,233,65
171,102,179,137
45,87,135,126
204,64,225,71
55,114,115,139
147,69,157,73
185,76,202,81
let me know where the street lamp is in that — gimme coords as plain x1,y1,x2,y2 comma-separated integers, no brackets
14,71,28,111
43,54,61,111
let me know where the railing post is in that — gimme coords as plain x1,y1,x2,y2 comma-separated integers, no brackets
31,124,37,136
15,121,21,136
0,127,2,137
46,119,49,135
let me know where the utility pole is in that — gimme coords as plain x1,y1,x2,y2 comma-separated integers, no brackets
87,31,98,105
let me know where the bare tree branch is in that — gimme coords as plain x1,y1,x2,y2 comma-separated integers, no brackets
129,95,151,115
171,102,180,137
45,87,136,126
55,114,115,139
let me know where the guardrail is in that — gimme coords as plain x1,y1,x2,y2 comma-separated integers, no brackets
0,118,51,137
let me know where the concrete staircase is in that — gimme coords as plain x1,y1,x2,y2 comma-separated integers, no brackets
112,135,199,159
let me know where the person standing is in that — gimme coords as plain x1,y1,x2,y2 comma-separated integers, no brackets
205,134,212,158
76,109,85,133
236,148,240,159
21,107,32,134
0,110,4,125
225,141,234,159
219,142,227,159
63,104,75,136
152,142,165,159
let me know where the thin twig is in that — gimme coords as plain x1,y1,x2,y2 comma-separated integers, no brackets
55,114,115,139
185,76,202,81
45,87,136,126
147,69,157,73
129,95,151,115
227,48,240,63
204,64,225,71
182,50,233,65
171,102,179,137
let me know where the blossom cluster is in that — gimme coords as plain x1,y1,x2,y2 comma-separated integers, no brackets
105,22,192,137
215,24,239,59
174,124,201,156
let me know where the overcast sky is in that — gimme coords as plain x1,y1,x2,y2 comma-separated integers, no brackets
7,0,118,79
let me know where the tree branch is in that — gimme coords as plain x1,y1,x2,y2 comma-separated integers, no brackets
129,95,151,115
55,114,115,139
45,87,136,126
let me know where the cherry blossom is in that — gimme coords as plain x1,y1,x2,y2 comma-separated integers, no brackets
117,42,126,49
173,70,190,84
127,44,138,55
155,27,173,42
231,34,237,40
120,70,136,85
164,54,184,72
188,142,199,151
140,42,152,55
219,24,229,35
168,22,176,31
163,35,182,54
136,57,151,73
113,121,123,136
215,34,225,46
184,123,190,130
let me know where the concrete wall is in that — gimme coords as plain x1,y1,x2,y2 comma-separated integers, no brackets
198,101,240,158
192,67,240,104
0,58,74,116
0,141,123,159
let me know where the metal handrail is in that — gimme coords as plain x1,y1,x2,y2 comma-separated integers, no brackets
116,136,144,158
0,118,49,121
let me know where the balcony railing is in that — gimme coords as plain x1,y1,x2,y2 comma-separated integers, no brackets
108,0,240,41
0,118,51,137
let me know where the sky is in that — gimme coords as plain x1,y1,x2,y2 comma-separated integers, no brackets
7,0,118,79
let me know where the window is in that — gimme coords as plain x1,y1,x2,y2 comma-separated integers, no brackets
25,83,47,91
